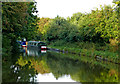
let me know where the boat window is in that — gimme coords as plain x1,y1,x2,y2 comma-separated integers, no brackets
38,43,40,46
36,43,38,46
28,42,46,46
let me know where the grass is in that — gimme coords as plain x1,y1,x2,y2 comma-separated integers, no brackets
48,40,119,63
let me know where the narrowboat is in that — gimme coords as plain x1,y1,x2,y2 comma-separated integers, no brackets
27,41,47,50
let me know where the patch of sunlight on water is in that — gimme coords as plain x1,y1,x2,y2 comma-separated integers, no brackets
35,73,76,82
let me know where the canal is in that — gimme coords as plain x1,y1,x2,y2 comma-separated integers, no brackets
2,47,119,83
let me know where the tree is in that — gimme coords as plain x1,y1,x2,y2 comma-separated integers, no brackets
2,2,38,54
46,16,79,43
36,17,51,40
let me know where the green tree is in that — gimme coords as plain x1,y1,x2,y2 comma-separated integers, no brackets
36,17,51,40
21,2,38,41
46,16,79,43
95,5,119,44
2,2,38,54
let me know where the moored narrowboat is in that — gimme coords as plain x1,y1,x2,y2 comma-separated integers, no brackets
27,41,47,50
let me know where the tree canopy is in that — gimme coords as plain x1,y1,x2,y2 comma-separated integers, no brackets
2,2,38,54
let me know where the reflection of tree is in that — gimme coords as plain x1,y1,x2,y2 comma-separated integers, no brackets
3,50,50,82
71,67,118,82
45,52,119,82
14,62,36,82
95,69,118,82
2,57,16,82
2,52,36,82
16,56,50,75
30,58,50,74
16,56,28,67
2,48,20,82
3,50,119,82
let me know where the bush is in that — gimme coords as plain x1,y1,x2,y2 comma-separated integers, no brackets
46,16,80,43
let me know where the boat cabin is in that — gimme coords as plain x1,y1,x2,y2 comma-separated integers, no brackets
27,41,47,50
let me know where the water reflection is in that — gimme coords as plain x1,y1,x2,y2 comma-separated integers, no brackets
36,73,75,82
22,47,47,56
2,48,119,83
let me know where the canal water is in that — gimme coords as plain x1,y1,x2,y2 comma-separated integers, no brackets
2,47,119,83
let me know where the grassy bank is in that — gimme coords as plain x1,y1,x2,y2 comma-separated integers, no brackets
48,41,119,63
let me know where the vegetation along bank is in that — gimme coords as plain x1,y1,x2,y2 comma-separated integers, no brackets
2,1,120,64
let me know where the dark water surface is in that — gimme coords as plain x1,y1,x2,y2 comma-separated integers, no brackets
2,47,119,83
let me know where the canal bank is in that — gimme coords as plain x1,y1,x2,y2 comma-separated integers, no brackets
47,42,119,64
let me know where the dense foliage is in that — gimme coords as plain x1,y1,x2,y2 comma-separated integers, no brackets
46,16,79,43
2,1,119,59
2,2,38,54
36,17,51,40
35,3,120,61
37,4,119,46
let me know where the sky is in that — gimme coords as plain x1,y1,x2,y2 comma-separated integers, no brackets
35,0,114,18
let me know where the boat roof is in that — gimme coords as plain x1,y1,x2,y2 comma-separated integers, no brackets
28,41,45,43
